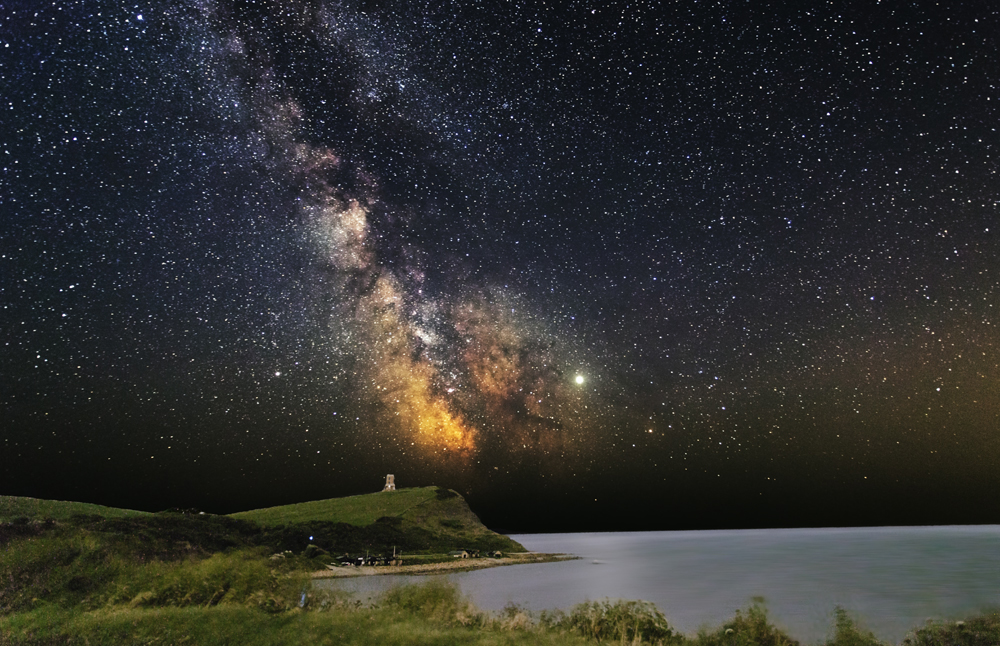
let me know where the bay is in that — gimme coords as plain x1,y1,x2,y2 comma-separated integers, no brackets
316,525,1000,644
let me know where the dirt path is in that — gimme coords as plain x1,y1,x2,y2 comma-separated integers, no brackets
310,553,575,578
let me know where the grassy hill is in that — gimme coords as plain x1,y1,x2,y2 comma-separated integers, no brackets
229,486,439,526
231,486,524,553
0,487,523,555
229,486,521,552
0,495,151,522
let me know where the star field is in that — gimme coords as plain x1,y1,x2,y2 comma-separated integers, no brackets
1,0,998,530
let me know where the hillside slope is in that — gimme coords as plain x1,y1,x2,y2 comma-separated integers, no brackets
0,495,151,522
230,486,525,552
1,488,524,554
228,487,438,526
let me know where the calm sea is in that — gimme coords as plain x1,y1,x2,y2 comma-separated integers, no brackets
315,526,1000,644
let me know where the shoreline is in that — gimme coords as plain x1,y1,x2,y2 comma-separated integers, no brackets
310,552,575,578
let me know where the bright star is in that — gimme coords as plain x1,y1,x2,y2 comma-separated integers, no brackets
575,375,584,385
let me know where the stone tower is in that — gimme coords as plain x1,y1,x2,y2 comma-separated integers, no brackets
383,474,396,491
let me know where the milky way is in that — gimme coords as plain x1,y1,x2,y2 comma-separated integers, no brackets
2,0,998,529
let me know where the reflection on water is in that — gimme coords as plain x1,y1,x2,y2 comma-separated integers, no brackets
315,525,1000,644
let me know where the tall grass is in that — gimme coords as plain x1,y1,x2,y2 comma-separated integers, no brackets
694,600,798,646
1,594,590,646
105,549,308,612
826,607,886,646
381,578,474,623
0,530,305,614
4,549,1000,646
541,599,681,645
904,612,1000,646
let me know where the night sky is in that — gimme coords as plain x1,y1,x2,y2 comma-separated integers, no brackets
3,0,999,531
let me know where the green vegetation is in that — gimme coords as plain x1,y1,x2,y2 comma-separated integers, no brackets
230,487,442,526
0,601,587,646
0,521,307,615
0,495,151,522
230,486,524,553
0,487,523,558
4,575,995,646
904,613,1000,646
3,492,998,645
693,600,799,646
827,607,886,646
540,599,682,644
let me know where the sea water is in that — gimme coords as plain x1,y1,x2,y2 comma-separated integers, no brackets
315,525,1000,644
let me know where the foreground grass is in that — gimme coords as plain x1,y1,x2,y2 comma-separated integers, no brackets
3,576,997,646
1,581,591,646
0,604,588,646
0,523,310,614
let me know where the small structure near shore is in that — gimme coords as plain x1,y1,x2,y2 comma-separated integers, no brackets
448,550,470,559
332,551,403,567
382,474,395,491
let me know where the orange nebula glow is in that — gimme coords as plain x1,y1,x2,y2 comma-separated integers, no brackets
272,96,478,461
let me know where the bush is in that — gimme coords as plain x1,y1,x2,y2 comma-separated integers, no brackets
0,530,306,616
497,602,533,631
544,598,681,645
107,549,307,612
0,532,110,613
696,601,798,646
380,579,474,624
904,612,1000,646
825,607,885,646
